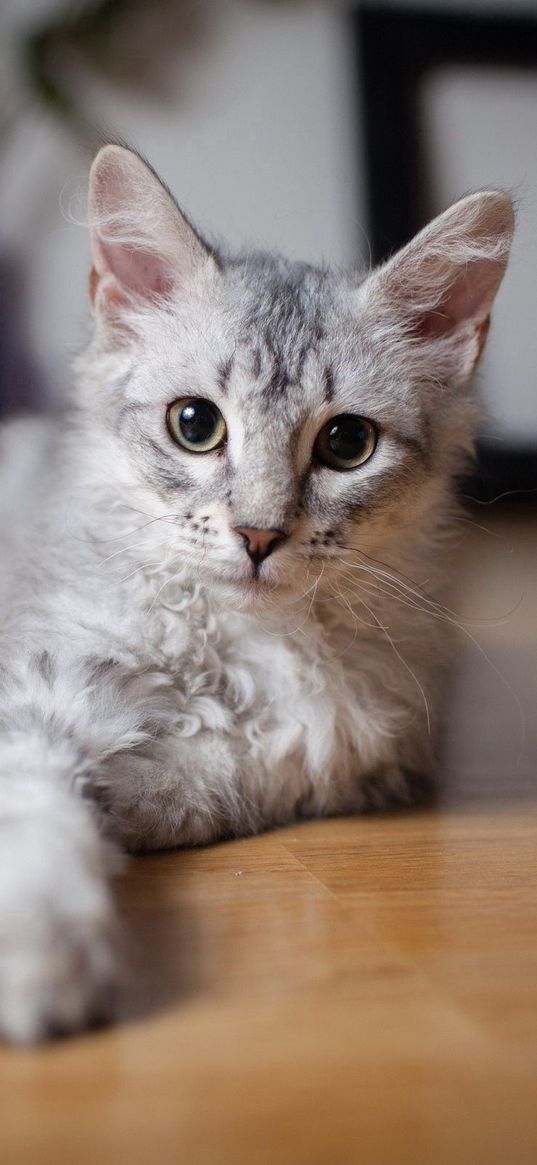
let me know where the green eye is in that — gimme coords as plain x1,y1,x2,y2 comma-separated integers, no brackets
314,414,377,471
167,398,227,453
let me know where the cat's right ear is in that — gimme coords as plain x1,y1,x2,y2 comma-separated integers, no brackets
362,190,514,386
88,145,217,334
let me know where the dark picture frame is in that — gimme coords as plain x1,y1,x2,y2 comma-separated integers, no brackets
353,4,537,501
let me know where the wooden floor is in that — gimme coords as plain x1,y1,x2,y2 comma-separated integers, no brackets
1,508,537,1164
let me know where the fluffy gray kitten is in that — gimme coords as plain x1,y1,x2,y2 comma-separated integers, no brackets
0,146,513,1042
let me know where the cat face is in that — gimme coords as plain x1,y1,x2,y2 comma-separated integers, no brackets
101,262,433,603
85,147,513,605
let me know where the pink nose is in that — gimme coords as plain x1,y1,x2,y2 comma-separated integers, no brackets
234,526,287,566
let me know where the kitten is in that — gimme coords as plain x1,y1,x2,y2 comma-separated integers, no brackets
0,146,513,1042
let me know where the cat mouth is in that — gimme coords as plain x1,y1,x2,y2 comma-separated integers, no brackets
223,570,289,608
208,567,281,597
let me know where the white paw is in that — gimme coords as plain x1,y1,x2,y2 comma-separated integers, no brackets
0,804,121,1045
0,892,118,1045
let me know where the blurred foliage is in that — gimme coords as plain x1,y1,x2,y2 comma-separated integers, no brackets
2,0,301,151
21,0,204,137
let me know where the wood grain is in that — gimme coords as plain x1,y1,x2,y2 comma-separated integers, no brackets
1,508,536,1164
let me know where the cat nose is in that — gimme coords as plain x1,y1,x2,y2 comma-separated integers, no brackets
234,526,287,566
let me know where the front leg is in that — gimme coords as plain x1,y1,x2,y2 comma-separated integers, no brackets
0,772,119,1043
0,643,259,1041
90,730,256,851
0,650,168,1043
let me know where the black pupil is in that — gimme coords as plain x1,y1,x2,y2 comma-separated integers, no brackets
326,416,368,462
180,402,217,445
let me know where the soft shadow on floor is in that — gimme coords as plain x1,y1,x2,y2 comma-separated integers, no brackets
114,853,208,1024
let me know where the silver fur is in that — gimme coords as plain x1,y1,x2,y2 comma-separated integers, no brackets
0,146,513,1042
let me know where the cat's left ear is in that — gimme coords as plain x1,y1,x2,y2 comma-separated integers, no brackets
365,191,514,382
88,145,217,331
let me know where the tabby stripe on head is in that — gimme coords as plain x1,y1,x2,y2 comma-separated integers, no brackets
33,651,56,686
294,343,309,384
264,354,289,397
323,365,335,404
251,347,262,379
217,354,234,394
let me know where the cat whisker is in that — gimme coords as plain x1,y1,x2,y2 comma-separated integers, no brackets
328,574,406,641
253,563,326,638
464,486,537,506
114,502,163,520
452,514,508,542
335,562,524,764
335,577,432,734
339,546,520,628
68,512,178,546
94,509,180,543
336,566,464,632
98,540,157,567
340,543,439,595
357,571,520,632
323,580,365,660
146,556,187,614
294,562,326,637
116,559,164,586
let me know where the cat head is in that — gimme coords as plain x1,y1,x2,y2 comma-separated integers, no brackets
84,145,513,606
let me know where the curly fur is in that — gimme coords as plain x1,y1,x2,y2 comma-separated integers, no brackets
0,146,513,1042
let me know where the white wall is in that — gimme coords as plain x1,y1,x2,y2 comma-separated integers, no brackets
0,0,364,396
422,67,537,444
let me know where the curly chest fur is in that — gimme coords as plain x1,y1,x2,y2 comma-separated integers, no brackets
117,580,425,838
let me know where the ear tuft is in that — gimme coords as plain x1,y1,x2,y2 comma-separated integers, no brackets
88,145,213,329
373,190,514,377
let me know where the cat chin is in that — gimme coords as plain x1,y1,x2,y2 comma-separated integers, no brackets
208,572,292,612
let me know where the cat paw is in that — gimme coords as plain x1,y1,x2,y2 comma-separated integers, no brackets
0,890,118,1045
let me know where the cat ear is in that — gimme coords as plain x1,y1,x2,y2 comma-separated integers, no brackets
368,191,514,381
88,145,216,328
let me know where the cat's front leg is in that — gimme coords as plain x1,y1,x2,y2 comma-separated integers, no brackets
89,730,253,851
0,774,119,1044
0,646,250,1042
0,651,140,1044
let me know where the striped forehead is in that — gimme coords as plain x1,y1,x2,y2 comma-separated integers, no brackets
218,343,335,413
216,256,338,404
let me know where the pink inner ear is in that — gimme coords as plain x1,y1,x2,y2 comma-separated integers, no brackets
413,258,504,340
96,239,174,300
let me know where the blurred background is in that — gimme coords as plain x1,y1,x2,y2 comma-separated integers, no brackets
0,0,536,495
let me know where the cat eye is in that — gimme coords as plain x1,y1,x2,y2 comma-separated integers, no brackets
314,414,377,471
166,398,227,453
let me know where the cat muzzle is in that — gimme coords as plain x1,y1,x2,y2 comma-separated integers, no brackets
233,526,287,569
